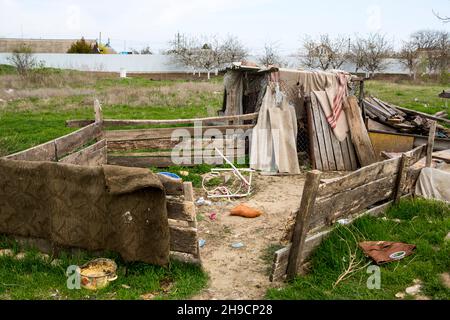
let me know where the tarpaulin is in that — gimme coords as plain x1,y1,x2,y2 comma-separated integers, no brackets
359,241,416,264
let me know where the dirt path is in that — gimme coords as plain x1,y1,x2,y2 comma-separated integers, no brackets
190,174,306,300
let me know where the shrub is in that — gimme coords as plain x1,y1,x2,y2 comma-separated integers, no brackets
67,37,93,54
7,45,39,76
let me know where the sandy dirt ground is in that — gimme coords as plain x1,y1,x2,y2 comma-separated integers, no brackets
189,171,344,300
190,173,306,300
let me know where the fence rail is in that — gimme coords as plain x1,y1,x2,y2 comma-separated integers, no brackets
270,142,429,282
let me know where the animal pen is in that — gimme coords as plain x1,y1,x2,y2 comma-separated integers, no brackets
0,64,446,281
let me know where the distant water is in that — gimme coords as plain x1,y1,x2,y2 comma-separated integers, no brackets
0,53,409,74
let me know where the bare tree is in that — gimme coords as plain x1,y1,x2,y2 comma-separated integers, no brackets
140,46,153,55
433,9,449,23
348,36,367,73
220,35,248,63
410,30,449,74
398,40,420,79
361,33,392,77
7,45,39,76
167,33,200,74
301,38,317,69
168,33,248,79
258,42,284,67
301,34,348,70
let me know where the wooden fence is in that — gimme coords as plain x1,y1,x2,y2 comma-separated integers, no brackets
1,111,205,264
270,143,429,282
65,108,257,168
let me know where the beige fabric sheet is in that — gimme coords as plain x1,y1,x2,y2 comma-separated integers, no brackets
312,90,349,142
415,167,450,203
250,85,300,174
279,69,350,141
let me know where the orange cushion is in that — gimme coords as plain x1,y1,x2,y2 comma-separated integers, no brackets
230,204,262,218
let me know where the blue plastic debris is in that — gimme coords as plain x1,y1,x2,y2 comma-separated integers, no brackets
157,172,181,180
231,242,244,249
199,239,206,248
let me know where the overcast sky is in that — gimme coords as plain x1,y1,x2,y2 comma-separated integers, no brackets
1,0,449,54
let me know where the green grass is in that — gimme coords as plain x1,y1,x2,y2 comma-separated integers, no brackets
0,71,222,156
365,80,450,119
0,64,16,75
266,198,450,300
0,237,207,300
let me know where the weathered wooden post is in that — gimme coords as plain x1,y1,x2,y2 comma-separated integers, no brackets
393,153,411,204
94,99,103,124
286,170,322,281
426,121,437,168
183,181,200,260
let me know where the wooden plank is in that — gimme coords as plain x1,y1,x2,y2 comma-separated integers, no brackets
317,102,337,171
107,138,181,151
306,99,322,170
413,135,450,152
404,144,427,164
183,181,195,202
107,137,241,152
108,148,243,158
105,113,258,126
330,130,345,171
270,246,290,282
312,176,397,229
66,120,95,128
345,96,377,167
169,251,201,265
54,123,102,159
392,105,450,125
58,140,107,166
286,170,322,280
107,155,228,168
271,229,331,282
369,132,415,160
5,140,56,162
372,97,407,117
426,121,437,167
158,174,184,195
67,114,258,129
393,154,411,204
182,181,197,229
339,138,352,171
367,118,398,133
310,96,329,171
317,157,400,198
66,113,259,128
104,124,254,141
166,199,195,222
432,149,450,163
169,225,198,255
347,136,359,170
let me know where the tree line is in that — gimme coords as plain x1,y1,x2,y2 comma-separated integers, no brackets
167,30,449,80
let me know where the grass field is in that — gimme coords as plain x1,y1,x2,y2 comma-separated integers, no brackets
266,198,450,300
365,80,449,119
0,237,207,300
1,66,448,156
1,67,449,300
0,66,220,156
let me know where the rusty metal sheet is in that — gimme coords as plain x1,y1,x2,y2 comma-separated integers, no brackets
369,132,414,160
